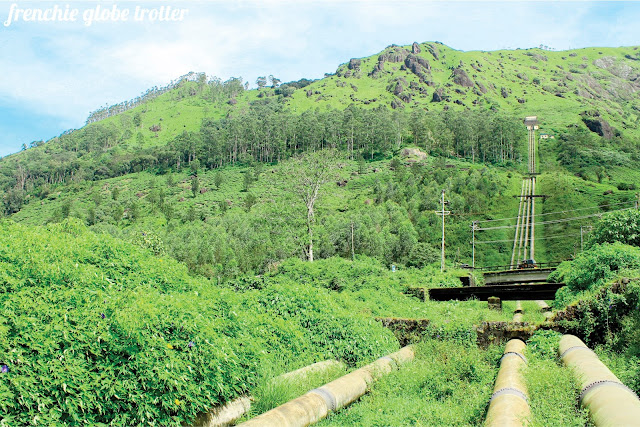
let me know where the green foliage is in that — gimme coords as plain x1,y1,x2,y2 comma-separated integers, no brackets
0,220,401,425
525,330,590,426
407,242,439,268
318,340,501,426
191,175,200,197
550,242,640,293
128,200,140,222
86,205,96,226
244,193,257,212
588,209,640,248
131,230,167,256
61,199,72,219
112,203,124,223
189,159,200,175
242,171,253,192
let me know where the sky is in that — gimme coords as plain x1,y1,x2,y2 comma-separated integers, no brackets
0,0,638,157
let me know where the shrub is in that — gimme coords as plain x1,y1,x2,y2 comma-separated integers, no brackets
587,209,640,249
407,242,439,268
550,242,640,293
0,220,399,425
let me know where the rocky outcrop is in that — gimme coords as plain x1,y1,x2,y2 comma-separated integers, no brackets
431,88,447,102
426,43,439,60
594,57,637,80
390,99,403,109
580,110,616,139
378,46,411,63
404,54,431,81
348,58,361,70
387,77,407,96
411,42,421,54
452,67,474,87
401,147,427,160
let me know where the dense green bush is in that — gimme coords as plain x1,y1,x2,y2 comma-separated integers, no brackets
0,220,399,425
550,242,640,293
587,209,640,249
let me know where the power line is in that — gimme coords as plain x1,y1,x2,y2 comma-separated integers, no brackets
476,207,635,231
477,201,635,225
475,233,581,245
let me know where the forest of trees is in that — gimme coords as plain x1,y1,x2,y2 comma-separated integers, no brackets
0,99,531,216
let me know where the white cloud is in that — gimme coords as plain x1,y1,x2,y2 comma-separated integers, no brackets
0,0,638,153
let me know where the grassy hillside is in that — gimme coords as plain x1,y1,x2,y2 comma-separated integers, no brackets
7,147,637,276
4,42,639,161
289,42,640,137
0,42,638,274
0,219,521,424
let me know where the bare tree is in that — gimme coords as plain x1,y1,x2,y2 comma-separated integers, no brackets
279,149,341,262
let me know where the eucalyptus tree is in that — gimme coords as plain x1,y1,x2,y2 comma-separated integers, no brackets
278,149,342,262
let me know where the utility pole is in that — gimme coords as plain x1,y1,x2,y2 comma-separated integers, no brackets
350,221,355,261
435,189,451,272
580,225,593,251
471,221,477,269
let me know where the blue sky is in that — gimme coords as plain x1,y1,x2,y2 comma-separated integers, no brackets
0,0,638,157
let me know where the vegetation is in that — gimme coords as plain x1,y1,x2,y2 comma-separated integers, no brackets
525,330,590,426
1,41,639,425
0,220,402,425
318,339,502,426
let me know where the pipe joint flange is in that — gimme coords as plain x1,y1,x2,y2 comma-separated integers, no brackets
309,387,337,412
579,380,640,404
489,387,529,403
500,351,528,364
559,345,593,359
378,355,398,370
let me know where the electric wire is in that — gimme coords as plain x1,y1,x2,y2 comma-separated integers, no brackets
477,201,634,224
475,233,582,245
476,207,635,231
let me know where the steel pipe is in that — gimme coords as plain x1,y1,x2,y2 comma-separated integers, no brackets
191,360,345,427
559,335,640,426
485,339,530,427
511,180,527,269
535,300,553,321
512,301,524,322
237,346,415,427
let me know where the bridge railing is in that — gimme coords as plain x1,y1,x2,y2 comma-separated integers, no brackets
463,261,563,272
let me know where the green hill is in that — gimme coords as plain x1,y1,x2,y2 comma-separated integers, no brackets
2,41,640,426
288,42,640,138
1,42,639,273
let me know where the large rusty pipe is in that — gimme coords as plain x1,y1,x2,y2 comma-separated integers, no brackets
237,346,415,427
559,335,640,426
191,360,345,427
485,339,530,427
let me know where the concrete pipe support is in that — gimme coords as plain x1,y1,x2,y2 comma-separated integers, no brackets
237,346,415,427
559,335,640,426
485,339,530,427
